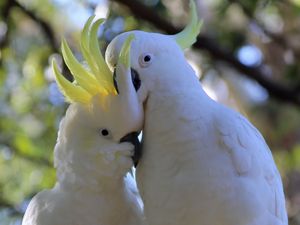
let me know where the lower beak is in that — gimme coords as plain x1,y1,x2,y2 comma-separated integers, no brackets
120,132,141,167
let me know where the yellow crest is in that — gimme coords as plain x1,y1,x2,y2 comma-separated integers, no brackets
52,16,116,104
173,0,202,49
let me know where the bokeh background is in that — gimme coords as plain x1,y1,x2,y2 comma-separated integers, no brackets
0,0,300,224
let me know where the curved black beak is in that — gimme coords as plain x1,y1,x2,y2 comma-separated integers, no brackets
120,132,141,167
113,68,141,93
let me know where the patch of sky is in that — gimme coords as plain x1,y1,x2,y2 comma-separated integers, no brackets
52,0,92,28
0,145,13,161
237,45,263,67
94,0,109,19
242,79,269,104
48,83,65,106
111,17,125,33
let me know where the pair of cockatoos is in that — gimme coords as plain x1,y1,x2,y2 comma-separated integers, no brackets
23,0,288,224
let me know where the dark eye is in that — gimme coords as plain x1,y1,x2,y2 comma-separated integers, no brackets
139,53,153,68
100,129,109,137
143,55,151,62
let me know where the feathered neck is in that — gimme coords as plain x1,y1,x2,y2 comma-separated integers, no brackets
55,164,125,193
53,144,126,193
141,61,216,153
146,61,213,110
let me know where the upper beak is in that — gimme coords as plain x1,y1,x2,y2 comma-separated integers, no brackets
113,68,141,93
120,132,141,167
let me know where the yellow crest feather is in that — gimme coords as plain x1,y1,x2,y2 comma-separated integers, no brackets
61,39,101,95
119,34,135,68
80,16,101,76
89,19,115,93
174,0,202,49
53,16,116,104
52,59,91,104
79,17,115,94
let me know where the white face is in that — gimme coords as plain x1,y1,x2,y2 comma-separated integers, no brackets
56,99,138,179
105,31,185,104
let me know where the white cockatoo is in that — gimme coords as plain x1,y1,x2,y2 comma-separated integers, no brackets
22,17,144,225
105,1,288,225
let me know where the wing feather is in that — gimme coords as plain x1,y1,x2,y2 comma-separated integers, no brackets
214,108,288,223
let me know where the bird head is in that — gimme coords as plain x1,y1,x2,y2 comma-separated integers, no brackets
53,17,143,181
105,0,202,104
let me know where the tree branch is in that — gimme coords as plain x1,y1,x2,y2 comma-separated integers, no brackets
11,0,58,53
0,0,15,66
7,0,74,81
111,0,300,106
228,0,300,59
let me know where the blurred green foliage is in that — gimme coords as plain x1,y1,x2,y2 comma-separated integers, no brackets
0,0,300,224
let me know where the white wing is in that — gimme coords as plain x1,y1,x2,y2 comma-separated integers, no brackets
214,107,288,224
22,191,55,225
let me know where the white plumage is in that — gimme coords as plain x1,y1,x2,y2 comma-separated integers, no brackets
106,28,288,225
23,26,144,224
22,97,144,225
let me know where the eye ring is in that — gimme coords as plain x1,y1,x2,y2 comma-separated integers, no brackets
139,53,153,68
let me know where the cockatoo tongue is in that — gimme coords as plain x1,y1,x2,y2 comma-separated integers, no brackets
120,132,141,167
